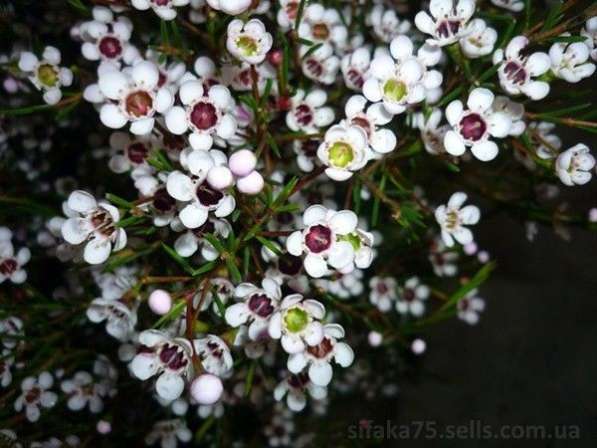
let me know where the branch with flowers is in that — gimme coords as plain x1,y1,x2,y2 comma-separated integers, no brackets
1,0,596,445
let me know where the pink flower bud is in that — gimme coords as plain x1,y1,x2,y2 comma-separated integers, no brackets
463,242,478,255
237,170,264,195
148,289,172,315
97,420,112,434
589,208,597,223
229,149,257,177
207,166,234,190
411,338,426,355
368,331,383,347
190,374,223,405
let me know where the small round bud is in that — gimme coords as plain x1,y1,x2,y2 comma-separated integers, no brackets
277,95,292,111
237,170,264,195
148,289,172,315
97,420,112,434
368,331,383,347
190,374,223,405
267,49,284,66
477,251,490,263
411,338,426,355
589,208,597,223
463,242,478,255
229,150,257,177
207,166,234,190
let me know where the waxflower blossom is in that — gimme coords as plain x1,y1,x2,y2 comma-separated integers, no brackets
95,61,174,135
106,131,156,178
490,0,524,12
549,39,596,83
493,36,551,100
164,80,237,150
130,330,195,401
14,372,58,422
369,276,398,312
363,35,442,115
60,191,127,264
301,43,340,84
226,19,273,65
194,335,233,376
298,4,348,52
286,89,334,133
341,48,372,91
130,0,190,20
413,108,449,155
317,123,370,181
86,298,137,341
491,96,526,137
0,229,30,284
459,19,497,59
286,205,374,278
206,0,251,15
415,0,476,47
286,323,354,387
555,144,595,186
18,46,73,105
225,278,281,340
274,372,327,412
435,192,481,247
367,5,411,43
145,419,192,448
268,294,326,354
444,87,512,161
174,217,231,259
60,371,106,413
457,290,485,324
396,277,430,317
529,122,561,159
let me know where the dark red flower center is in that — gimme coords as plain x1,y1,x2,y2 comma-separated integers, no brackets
346,68,364,88
306,337,334,358
437,20,461,39
127,142,149,164
196,182,224,207
98,36,122,59
278,254,303,276
125,90,153,118
159,344,188,371
403,289,415,302
0,258,17,276
305,225,332,253
294,104,313,126
153,188,176,212
459,113,487,141
248,293,275,318
190,102,218,130
503,61,527,85
192,219,215,237
301,139,319,158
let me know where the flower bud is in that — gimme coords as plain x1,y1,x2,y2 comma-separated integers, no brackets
190,374,223,405
148,289,172,315
237,170,264,195
229,149,257,177
207,166,234,190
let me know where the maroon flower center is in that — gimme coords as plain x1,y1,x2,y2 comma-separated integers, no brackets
192,219,215,237
248,294,275,318
347,68,364,88
157,71,167,88
305,225,332,253
159,344,188,371
294,104,313,126
459,113,487,141
287,371,309,389
305,58,323,77
306,337,334,358
376,282,389,294
152,0,170,6
98,36,122,59
0,258,17,276
153,188,176,213
403,289,415,302
278,254,303,276
312,23,330,40
196,182,224,207
90,209,116,237
458,298,470,311
190,102,218,130
437,20,461,39
301,139,319,158
25,387,41,403
125,90,153,118
503,61,527,85
127,142,149,164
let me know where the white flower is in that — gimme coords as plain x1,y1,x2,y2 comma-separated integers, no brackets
221,60,277,93
225,277,281,340
268,294,325,354
301,43,340,85
415,0,476,47
207,0,251,15
286,89,334,133
363,35,443,115
369,276,397,312
429,237,459,277
226,19,273,65
490,0,524,12
131,0,190,20
166,150,235,229
341,48,372,91
79,7,139,68
293,137,322,172
491,95,526,136
194,335,234,376
314,269,364,299
344,94,396,155
18,46,73,105
435,192,481,247
87,298,137,341
60,191,127,264
0,235,30,285
549,38,596,83
0,349,13,388
107,131,156,178
317,123,370,181
528,121,561,159
174,217,231,259
413,108,450,155
14,372,57,422
145,419,192,448
60,371,105,413
396,277,430,317
459,19,497,58
367,5,411,43
555,143,595,186
493,36,551,100
0,316,23,350
298,4,348,52
457,290,485,324
444,87,511,161
97,61,174,135
581,17,597,61
130,330,195,401
286,205,374,277
274,372,327,412
164,80,236,150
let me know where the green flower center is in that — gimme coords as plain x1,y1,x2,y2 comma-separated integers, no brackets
328,141,354,168
337,232,361,250
383,79,407,102
236,36,259,57
37,64,58,87
283,307,309,333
